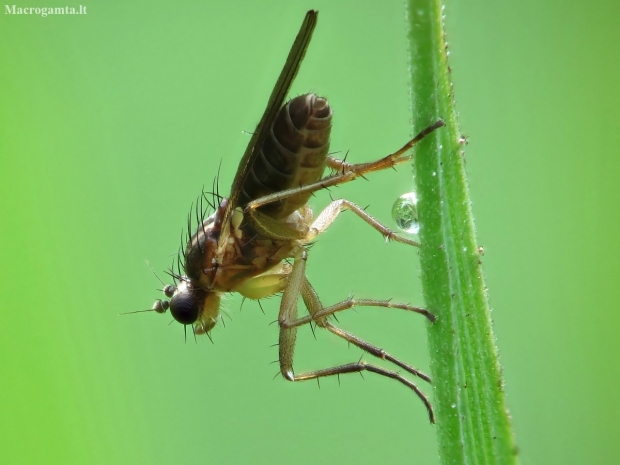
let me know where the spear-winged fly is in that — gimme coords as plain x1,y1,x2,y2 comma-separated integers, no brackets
139,10,443,423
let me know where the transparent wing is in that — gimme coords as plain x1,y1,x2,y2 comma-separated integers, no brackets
218,10,318,244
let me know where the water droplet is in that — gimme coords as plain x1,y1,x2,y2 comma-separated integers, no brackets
451,403,457,408
392,192,420,234
432,171,437,176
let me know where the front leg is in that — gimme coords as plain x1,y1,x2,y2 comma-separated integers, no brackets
278,247,307,380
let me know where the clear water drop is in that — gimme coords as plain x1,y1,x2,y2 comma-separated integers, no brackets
392,192,420,234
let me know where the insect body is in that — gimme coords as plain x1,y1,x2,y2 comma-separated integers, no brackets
174,93,331,334
147,11,443,423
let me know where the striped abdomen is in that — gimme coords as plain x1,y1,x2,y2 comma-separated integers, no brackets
238,93,332,219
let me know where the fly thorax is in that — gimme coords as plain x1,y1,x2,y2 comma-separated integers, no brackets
184,198,229,289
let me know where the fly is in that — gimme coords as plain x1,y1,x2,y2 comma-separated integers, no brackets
142,10,443,423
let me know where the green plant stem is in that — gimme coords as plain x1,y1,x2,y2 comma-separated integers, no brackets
406,1,518,464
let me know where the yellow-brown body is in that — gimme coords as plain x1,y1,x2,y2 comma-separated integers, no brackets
172,94,332,333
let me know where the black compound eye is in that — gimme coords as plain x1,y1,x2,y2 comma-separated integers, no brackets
169,292,199,325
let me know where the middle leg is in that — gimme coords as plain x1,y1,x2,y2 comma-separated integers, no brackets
294,276,432,381
277,263,434,421
306,198,419,246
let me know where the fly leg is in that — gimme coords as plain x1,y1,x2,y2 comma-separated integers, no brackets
246,193,422,247
292,362,434,423
306,198,419,246
247,197,420,246
296,277,432,382
244,119,444,214
325,120,444,176
277,247,307,382
302,196,436,323
283,296,435,326
278,250,434,422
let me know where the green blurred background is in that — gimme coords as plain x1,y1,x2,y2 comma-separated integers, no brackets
1,0,618,464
